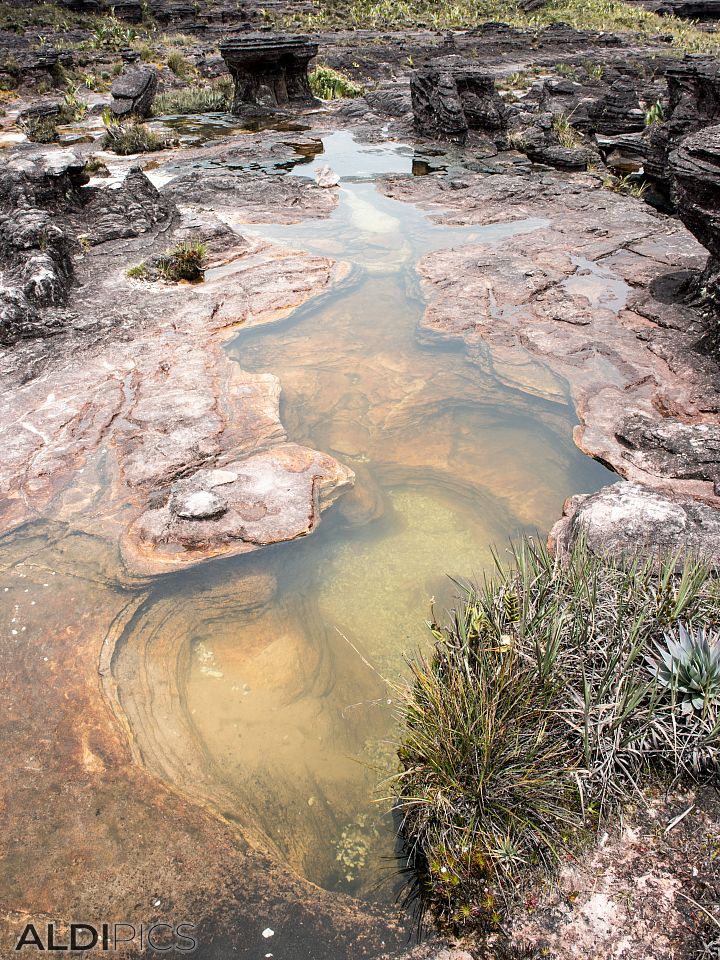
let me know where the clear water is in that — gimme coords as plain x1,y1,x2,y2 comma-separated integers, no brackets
113,132,614,901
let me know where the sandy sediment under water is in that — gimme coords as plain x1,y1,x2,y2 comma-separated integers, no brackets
109,132,614,900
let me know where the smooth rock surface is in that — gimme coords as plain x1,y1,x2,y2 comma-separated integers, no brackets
550,481,720,562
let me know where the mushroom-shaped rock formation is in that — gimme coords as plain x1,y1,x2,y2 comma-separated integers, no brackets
110,65,158,118
122,443,354,575
411,59,507,145
219,34,319,117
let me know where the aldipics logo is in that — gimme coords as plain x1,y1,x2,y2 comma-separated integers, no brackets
14,922,197,953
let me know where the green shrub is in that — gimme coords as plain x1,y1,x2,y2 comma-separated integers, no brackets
152,78,232,115
101,112,170,154
393,537,719,931
126,263,149,280
166,50,192,78
90,15,137,49
309,65,364,100
157,240,207,282
19,115,59,143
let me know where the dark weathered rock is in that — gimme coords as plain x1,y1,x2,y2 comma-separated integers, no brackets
550,481,720,563
644,56,720,185
670,123,720,261
587,78,645,135
220,35,319,116
78,167,175,244
616,413,720,484
596,132,647,174
626,0,720,17
411,60,507,144
110,66,158,119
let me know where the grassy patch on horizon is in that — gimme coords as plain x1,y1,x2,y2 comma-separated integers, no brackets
392,537,720,932
289,0,720,54
309,65,364,99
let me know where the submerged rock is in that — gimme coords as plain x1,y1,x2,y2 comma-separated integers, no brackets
220,34,319,117
550,481,720,563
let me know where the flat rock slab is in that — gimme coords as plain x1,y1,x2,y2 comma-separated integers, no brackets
122,443,354,575
550,481,720,563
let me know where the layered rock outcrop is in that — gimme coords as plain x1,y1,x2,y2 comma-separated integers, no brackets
220,34,319,116
411,60,507,145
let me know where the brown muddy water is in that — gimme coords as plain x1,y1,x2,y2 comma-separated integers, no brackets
109,132,613,905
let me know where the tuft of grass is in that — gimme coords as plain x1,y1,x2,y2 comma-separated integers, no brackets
101,110,171,155
309,65,364,100
89,14,137,50
157,239,207,282
393,537,719,932
152,78,232,116
552,112,581,148
289,0,720,55
605,171,649,198
126,263,149,280
166,50,192,78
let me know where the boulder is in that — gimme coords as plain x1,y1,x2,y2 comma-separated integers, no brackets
587,78,646,135
219,34,319,116
550,481,720,564
110,66,158,118
78,167,175,244
411,60,507,145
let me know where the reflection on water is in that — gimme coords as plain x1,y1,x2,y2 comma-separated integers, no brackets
114,133,613,902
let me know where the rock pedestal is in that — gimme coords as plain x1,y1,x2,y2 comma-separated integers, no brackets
411,60,507,145
219,35,319,116
110,66,158,119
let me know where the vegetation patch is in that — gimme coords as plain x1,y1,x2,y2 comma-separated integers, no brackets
101,111,171,155
393,538,719,933
127,240,207,284
289,0,720,55
152,78,233,116
309,65,364,100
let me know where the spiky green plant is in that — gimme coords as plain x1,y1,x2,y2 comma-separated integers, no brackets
645,99,665,126
647,624,720,716
101,114,170,155
157,240,206,282
152,78,232,116
393,537,720,932
309,65,364,100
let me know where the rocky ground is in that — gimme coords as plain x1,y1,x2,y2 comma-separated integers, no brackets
0,2,719,958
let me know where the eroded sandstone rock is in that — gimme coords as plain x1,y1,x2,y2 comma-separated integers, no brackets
122,443,354,574
411,60,507,145
550,481,720,562
670,123,720,262
110,65,158,118
220,34,319,116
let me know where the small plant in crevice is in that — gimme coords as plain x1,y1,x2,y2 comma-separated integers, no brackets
604,172,649,199
552,112,581,149
101,110,171,155
309,65,364,100
127,240,207,284
645,99,665,126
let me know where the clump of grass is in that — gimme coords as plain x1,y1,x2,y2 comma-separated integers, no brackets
126,263,149,280
157,239,206,282
604,171,649,198
393,537,719,932
101,110,170,155
19,114,59,143
552,112,581,148
89,14,137,50
84,155,110,177
309,65,364,100
166,50,192,78
152,78,232,116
